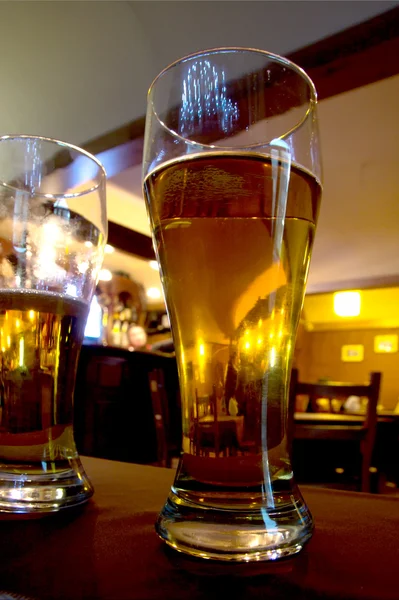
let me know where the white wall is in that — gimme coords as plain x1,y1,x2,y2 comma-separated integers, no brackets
0,1,154,145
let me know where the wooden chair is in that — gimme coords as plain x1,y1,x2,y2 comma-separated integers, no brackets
148,367,182,467
289,369,382,492
191,389,240,457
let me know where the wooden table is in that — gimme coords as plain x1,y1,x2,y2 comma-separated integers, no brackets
198,415,245,445
293,411,399,488
294,411,399,423
1,457,399,600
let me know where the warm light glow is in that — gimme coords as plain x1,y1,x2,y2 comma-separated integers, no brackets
78,261,89,274
35,225,65,281
19,337,24,367
43,221,61,243
29,310,35,321
84,241,93,248
98,269,112,282
149,260,160,271
15,319,20,330
7,335,10,347
66,284,78,297
269,347,276,367
55,488,65,499
104,244,114,254
257,337,263,345
334,291,361,317
244,341,251,350
147,287,161,299
197,339,206,384
374,335,398,353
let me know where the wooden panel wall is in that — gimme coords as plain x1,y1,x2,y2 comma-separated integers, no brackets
294,327,399,409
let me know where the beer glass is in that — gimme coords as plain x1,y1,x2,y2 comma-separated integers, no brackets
143,48,322,561
0,135,107,514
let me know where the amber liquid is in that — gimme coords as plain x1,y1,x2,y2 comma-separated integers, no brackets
0,290,88,474
144,153,321,504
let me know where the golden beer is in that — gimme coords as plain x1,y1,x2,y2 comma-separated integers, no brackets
0,290,89,475
144,153,321,507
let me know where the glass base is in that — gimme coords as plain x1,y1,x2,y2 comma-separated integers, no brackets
0,459,93,515
156,488,313,562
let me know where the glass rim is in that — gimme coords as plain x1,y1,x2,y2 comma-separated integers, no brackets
0,134,107,200
147,46,318,151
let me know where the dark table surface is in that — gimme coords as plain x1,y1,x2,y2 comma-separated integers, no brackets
1,456,398,600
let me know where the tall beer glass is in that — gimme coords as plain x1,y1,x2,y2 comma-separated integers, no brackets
0,135,107,514
143,48,322,561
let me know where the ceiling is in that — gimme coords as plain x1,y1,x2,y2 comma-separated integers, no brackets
106,72,399,298
1,1,396,143
1,1,399,304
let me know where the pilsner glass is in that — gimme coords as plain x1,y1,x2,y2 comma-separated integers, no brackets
143,48,322,561
0,135,107,514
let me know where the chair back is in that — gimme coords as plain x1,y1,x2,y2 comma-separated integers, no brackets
289,369,382,492
291,370,380,419
148,366,182,467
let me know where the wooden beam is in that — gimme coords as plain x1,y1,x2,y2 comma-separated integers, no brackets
107,221,155,260
289,6,399,101
83,7,399,261
83,6,399,165
84,117,145,157
96,138,143,180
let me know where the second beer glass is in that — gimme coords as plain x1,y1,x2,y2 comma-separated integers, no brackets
0,135,107,514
